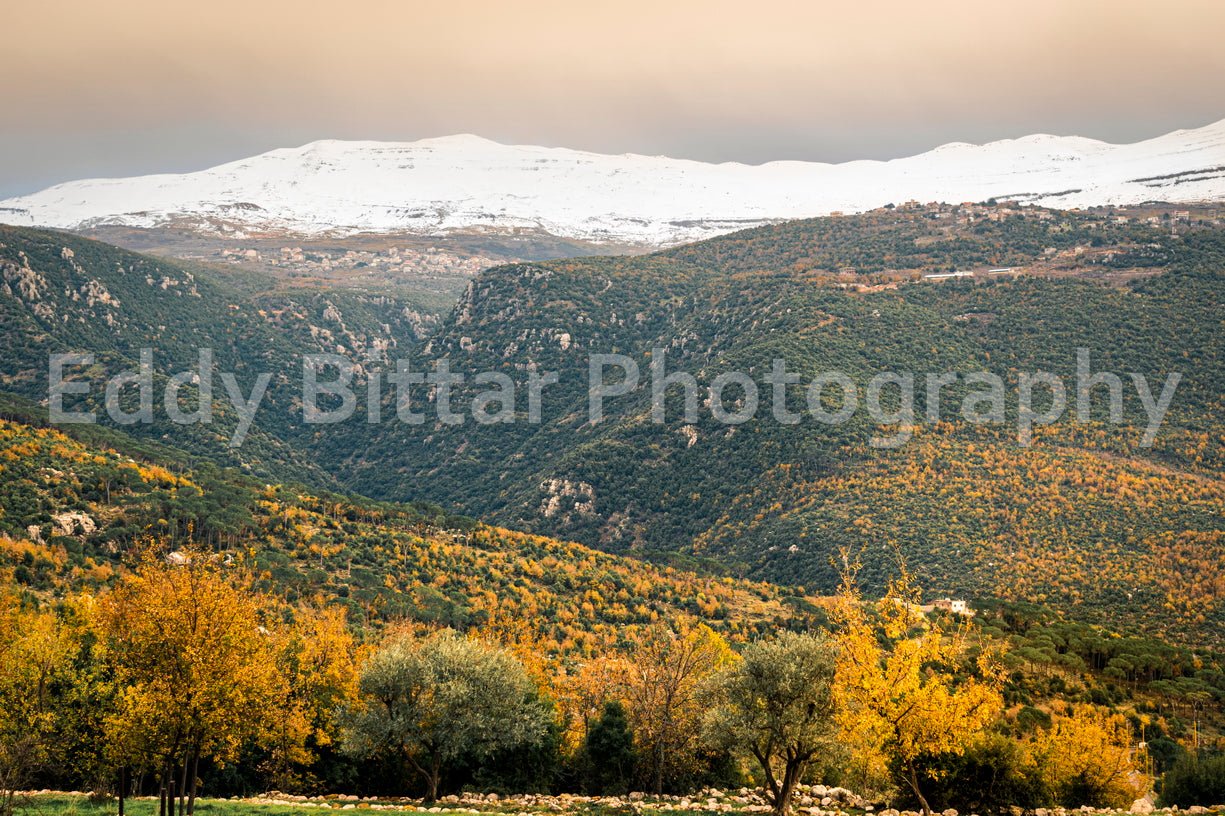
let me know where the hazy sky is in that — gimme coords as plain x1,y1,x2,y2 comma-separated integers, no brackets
3,0,1223,198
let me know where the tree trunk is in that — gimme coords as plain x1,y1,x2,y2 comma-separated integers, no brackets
773,756,805,816
179,755,190,816
409,752,443,803
654,738,664,796
426,755,442,803
905,760,932,816
158,758,173,816
754,750,781,814
118,767,125,816
773,777,795,816
187,750,200,816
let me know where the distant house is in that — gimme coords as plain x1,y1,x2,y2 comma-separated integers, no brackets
932,598,971,615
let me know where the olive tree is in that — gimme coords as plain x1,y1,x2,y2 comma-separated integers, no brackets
340,630,550,801
700,631,839,816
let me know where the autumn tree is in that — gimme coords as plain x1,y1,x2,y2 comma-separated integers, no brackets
101,543,282,816
624,624,734,794
555,655,634,753
0,584,119,815
701,631,839,816
0,591,73,816
483,613,562,701
1025,704,1142,808
832,568,1003,816
261,603,363,791
340,629,550,801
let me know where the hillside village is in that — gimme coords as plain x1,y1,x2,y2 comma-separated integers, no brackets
214,244,495,286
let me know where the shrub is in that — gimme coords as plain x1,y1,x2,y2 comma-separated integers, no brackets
1016,705,1052,733
894,733,1037,814
1159,754,1225,808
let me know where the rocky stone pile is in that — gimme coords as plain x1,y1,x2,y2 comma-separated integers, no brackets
229,788,1224,816
235,786,870,815
20,788,1225,816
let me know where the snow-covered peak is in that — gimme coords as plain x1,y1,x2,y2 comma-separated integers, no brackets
2,120,1223,247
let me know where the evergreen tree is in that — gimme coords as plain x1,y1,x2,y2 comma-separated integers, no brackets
583,701,637,795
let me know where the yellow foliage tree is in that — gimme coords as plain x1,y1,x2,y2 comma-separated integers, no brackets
832,567,1003,816
1025,703,1143,808
0,591,75,816
555,655,635,753
261,603,363,791
623,624,735,794
100,543,283,816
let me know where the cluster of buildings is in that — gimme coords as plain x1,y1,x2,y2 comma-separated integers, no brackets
215,244,495,282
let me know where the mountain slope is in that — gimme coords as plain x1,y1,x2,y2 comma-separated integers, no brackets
0,225,435,485
3,207,1224,642
0,413,819,646
4,410,1224,798
2,121,1224,246
319,206,1225,643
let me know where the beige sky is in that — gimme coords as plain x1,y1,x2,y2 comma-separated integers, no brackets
2,0,1223,196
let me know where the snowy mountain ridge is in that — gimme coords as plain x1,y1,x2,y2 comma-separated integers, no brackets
2,120,1223,247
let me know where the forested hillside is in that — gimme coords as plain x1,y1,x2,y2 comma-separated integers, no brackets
1,414,1222,810
321,205,1225,643
0,411,818,645
0,225,436,486
2,209,1223,643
